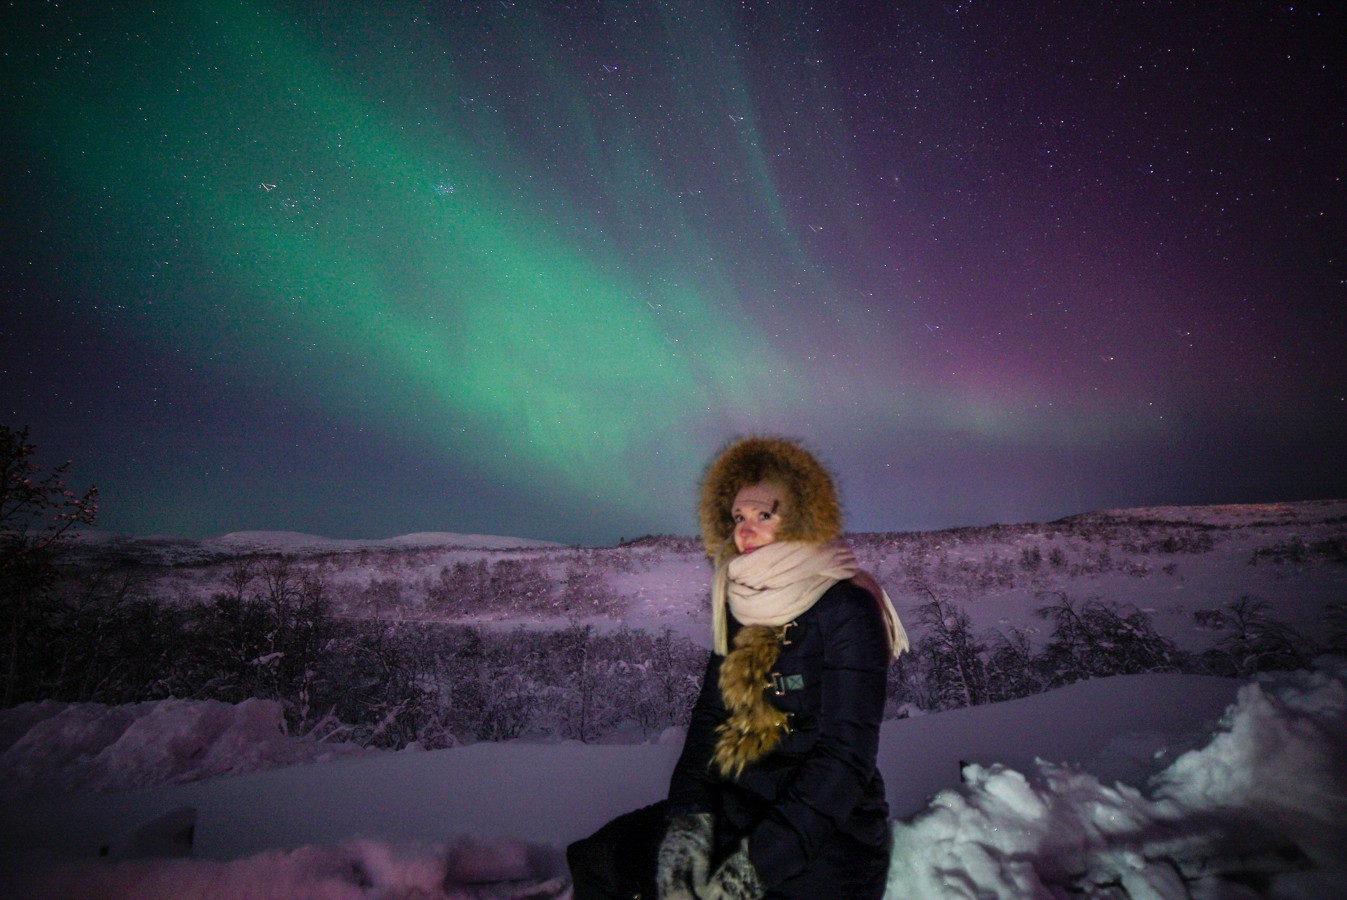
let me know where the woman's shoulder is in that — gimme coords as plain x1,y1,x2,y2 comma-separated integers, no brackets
822,577,875,604
810,579,881,622
803,580,889,662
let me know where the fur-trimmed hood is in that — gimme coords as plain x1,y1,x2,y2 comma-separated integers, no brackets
697,436,842,559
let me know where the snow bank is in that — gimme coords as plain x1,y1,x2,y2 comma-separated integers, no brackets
886,662,1347,898
0,699,369,798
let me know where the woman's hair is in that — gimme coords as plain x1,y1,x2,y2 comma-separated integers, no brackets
697,436,842,558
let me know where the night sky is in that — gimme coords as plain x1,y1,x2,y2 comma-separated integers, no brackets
2,1,1343,545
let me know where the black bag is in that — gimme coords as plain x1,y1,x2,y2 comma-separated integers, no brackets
566,801,669,900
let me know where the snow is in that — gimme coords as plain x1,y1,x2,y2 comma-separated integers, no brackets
2,664,1344,897
888,663,1347,898
0,699,370,799
6,505,1346,897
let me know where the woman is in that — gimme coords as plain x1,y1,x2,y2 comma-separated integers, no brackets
569,436,906,899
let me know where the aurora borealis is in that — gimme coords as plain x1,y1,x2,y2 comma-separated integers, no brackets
2,1,1343,544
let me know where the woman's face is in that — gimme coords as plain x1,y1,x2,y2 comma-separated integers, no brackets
732,482,787,554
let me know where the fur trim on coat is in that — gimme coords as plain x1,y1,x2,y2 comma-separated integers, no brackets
713,624,790,779
698,436,842,560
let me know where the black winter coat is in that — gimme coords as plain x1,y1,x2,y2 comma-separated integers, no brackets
667,579,891,898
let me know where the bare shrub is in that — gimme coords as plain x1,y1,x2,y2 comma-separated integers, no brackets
358,578,405,616
1036,593,1180,686
1197,596,1314,676
1251,537,1347,566
1020,546,1043,572
1068,548,1114,577
558,560,624,616
1123,531,1216,555
984,627,1045,702
427,559,490,615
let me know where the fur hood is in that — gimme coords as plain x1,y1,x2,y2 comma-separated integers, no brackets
697,436,842,559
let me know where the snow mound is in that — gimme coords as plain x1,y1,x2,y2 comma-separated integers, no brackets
887,662,1347,898
0,699,371,798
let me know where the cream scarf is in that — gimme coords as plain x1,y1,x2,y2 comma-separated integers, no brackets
711,540,909,659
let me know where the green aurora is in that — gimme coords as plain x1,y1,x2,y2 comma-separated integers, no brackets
6,1,821,524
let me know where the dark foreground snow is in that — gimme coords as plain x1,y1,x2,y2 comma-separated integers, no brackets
1,662,1343,898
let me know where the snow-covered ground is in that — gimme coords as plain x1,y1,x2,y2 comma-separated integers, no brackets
1,663,1343,897
4,501,1344,897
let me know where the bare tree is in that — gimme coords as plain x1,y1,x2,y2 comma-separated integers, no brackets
1,425,98,707
913,586,989,710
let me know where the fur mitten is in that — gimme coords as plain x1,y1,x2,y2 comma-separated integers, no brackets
703,838,764,900
655,812,713,899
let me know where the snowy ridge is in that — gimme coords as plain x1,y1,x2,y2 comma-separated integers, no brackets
67,528,562,566
1086,499,1347,528
208,530,562,554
